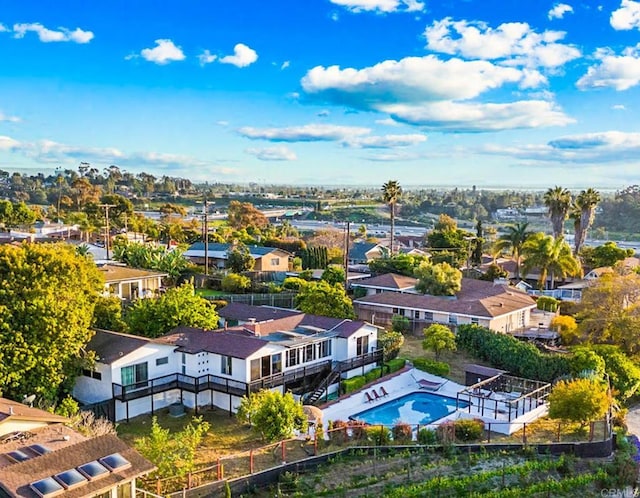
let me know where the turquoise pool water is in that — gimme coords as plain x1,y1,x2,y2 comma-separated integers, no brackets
351,391,469,426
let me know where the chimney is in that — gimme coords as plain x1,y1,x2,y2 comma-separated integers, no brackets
248,318,256,324
9,406,14,415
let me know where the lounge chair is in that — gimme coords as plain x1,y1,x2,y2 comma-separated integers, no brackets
416,379,444,391
380,386,389,397
372,390,381,400
365,391,374,403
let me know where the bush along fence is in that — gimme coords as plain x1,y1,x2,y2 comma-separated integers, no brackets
144,417,613,496
341,359,406,394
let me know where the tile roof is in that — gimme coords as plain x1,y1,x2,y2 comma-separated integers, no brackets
349,242,383,262
0,398,68,430
156,328,267,359
99,265,167,283
0,433,154,498
87,330,154,365
218,303,302,322
352,273,417,290
354,278,535,318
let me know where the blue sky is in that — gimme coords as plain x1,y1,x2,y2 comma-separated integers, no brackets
2,0,640,188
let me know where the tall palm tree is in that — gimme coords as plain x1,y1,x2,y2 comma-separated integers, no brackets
572,188,601,254
521,233,582,289
493,222,533,279
381,180,402,254
543,186,572,239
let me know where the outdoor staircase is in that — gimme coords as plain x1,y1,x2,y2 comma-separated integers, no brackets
305,368,341,405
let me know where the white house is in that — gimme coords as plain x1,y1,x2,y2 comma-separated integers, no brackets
74,307,381,422
100,265,167,300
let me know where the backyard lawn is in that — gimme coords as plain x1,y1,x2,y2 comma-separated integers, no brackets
195,288,226,298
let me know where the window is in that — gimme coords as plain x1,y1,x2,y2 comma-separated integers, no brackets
392,308,399,314
286,349,299,368
398,309,406,317
181,353,186,365
250,359,261,381
304,344,316,363
317,340,332,358
82,369,102,380
449,315,458,325
414,310,420,319
424,311,434,321
221,355,232,375
471,317,479,325
261,355,271,378
271,353,282,375
270,258,280,266
155,357,168,366
356,335,369,356
121,363,148,387
117,483,132,498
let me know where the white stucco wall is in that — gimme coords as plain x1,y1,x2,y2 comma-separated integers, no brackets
73,362,113,404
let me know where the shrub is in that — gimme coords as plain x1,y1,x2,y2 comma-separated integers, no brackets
341,376,366,394
385,358,406,374
536,296,559,312
379,330,405,362
209,299,228,309
364,367,383,383
453,418,485,442
392,422,413,443
413,358,450,377
349,421,368,441
329,420,348,443
366,425,392,445
391,315,411,334
282,277,308,291
221,273,251,293
436,422,456,444
417,427,437,445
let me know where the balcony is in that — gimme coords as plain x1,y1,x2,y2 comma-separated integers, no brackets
336,349,383,373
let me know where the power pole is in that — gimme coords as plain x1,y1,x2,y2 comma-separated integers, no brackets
99,204,116,260
203,197,209,275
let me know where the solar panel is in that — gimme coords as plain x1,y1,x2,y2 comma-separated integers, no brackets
77,460,110,480
28,444,52,455
30,477,64,498
6,449,30,463
99,452,131,471
54,469,88,489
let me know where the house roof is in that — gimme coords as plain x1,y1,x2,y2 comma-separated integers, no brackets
87,330,155,364
0,398,68,431
352,273,417,291
354,278,536,319
156,328,267,359
218,303,302,322
0,433,155,498
99,265,167,283
185,243,290,259
349,242,383,262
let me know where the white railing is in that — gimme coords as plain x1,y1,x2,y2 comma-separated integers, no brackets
527,289,582,302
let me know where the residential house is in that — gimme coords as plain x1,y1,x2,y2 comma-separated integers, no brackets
74,306,381,422
183,243,291,272
354,277,537,333
100,265,167,300
0,398,154,498
348,242,387,265
351,273,419,296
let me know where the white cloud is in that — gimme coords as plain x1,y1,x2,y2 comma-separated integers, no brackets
198,49,217,66
220,43,258,68
345,133,427,148
0,136,20,150
612,104,626,110
329,0,424,13
139,39,185,65
375,118,401,126
239,124,371,142
12,22,94,43
216,120,230,126
245,146,297,161
379,100,573,131
611,0,640,30
577,45,640,90
548,3,574,20
0,23,8,32
424,18,580,68
0,111,20,123
281,61,290,70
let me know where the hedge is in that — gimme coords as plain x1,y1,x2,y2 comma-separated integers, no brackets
536,296,559,312
386,358,406,374
364,367,383,383
414,358,450,377
456,324,570,383
341,376,366,394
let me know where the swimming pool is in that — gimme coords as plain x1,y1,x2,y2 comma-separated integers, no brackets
350,391,469,426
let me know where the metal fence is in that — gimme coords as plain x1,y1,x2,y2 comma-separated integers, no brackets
204,292,297,308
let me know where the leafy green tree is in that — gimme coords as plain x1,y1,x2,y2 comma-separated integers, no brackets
521,233,582,289
544,186,572,239
551,315,579,345
282,277,308,291
321,266,345,286
422,324,457,360
415,261,462,296
391,314,411,334
591,345,640,402
295,281,355,318
0,243,104,401
493,222,533,279
0,200,37,228
580,242,635,269
382,180,402,254
92,296,128,332
379,330,405,362
227,244,255,273
237,390,306,442
135,416,210,479
569,347,606,376
479,263,509,282
426,214,471,267
368,253,429,277
111,240,192,284
221,273,251,293
548,378,610,428
227,200,269,230
125,283,219,337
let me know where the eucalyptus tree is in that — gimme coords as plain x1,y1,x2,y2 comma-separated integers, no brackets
544,186,572,239
382,180,402,254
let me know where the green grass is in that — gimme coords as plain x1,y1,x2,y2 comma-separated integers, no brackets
195,288,226,297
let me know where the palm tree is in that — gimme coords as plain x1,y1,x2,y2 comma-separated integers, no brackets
521,233,582,289
493,222,533,279
543,186,572,239
572,188,601,254
381,180,402,254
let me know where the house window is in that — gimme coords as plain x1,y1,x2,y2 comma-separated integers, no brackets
449,315,458,325
471,317,479,325
156,357,169,366
286,348,299,367
117,483,132,498
181,353,186,365
424,311,434,321
356,335,369,356
317,340,332,358
82,369,102,380
121,362,148,388
272,353,282,375
414,310,420,319
221,355,232,375
398,309,406,317
270,258,280,266
392,308,399,314
304,344,316,363
250,359,261,381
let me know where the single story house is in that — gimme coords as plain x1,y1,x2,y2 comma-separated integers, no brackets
74,306,381,422
351,273,419,296
100,264,167,300
184,243,291,272
0,398,154,498
354,277,537,334
348,242,387,265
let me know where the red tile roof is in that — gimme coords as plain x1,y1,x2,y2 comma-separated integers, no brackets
352,273,417,290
